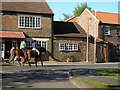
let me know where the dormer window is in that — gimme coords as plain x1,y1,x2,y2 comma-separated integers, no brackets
18,15,41,28
104,26,110,35
117,27,120,36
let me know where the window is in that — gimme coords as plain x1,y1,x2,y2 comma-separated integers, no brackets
116,44,120,52
59,43,78,51
117,27,120,35
104,26,110,35
26,40,47,49
0,42,4,51
18,16,41,28
12,42,18,48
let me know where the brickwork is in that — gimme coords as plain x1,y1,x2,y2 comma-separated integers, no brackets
54,37,94,62
76,10,99,38
101,24,120,45
2,12,53,60
2,12,53,38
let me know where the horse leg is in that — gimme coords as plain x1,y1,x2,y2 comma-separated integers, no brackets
28,59,31,67
27,53,31,67
41,59,43,67
18,58,21,66
22,57,26,66
40,55,43,66
34,58,38,67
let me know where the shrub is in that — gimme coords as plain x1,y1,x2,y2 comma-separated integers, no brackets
66,55,76,62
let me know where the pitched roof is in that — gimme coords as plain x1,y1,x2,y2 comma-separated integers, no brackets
0,30,25,38
90,10,119,25
67,17,79,22
65,16,79,22
54,21,86,37
0,1,54,14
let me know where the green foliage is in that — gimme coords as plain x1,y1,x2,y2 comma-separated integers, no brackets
61,2,91,21
66,55,76,62
60,13,72,21
73,3,91,17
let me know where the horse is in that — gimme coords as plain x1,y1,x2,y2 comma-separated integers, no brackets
27,48,44,67
8,47,27,66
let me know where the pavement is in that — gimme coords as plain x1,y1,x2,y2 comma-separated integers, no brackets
1,61,120,89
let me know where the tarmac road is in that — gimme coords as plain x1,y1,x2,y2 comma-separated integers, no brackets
1,62,119,88
2,66,77,88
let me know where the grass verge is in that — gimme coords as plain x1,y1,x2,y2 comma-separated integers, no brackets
74,77,120,89
93,69,120,79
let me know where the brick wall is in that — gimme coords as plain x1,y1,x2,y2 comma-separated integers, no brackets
2,12,53,38
53,37,94,62
76,10,99,38
2,12,53,60
101,24,120,45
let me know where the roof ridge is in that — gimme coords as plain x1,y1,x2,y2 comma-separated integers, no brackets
91,10,118,15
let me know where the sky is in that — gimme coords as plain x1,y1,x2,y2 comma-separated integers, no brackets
46,1,119,21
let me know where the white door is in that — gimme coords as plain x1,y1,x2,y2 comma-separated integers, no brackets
0,42,5,58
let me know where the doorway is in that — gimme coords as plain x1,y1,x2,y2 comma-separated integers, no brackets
5,41,12,59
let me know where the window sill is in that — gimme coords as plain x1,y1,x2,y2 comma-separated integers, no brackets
116,35,120,37
59,50,79,52
104,34,112,36
18,27,42,29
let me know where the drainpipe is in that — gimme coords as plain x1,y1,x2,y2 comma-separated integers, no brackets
94,11,97,63
86,17,89,62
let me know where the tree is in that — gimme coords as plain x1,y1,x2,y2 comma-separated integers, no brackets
61,2,91,21
60,13,72,21
73,3,91,17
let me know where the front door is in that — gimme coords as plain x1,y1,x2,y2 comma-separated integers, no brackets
5,41,12,59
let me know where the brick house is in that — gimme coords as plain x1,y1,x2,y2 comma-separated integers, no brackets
76,8,120,62
53,21,94,62
0,2,54,60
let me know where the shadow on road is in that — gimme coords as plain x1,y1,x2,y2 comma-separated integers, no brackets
2,69,70,88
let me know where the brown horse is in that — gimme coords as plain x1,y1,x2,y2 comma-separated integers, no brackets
9,48,27,66
9,47,44,67
27,48,43,67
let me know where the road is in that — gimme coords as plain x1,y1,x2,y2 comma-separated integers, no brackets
1,62,119,88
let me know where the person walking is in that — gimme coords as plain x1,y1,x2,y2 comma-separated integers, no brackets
32,40,40,55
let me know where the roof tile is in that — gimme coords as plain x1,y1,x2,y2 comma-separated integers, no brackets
91,10,120,25
0,31,25,38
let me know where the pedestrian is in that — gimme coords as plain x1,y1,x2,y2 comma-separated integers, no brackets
32,40,40,55
8,47,15,63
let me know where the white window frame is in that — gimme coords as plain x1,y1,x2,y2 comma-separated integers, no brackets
26,40,47,49
104,26,110,35
117,26,120,35
59,43,78,51
18,15,41,29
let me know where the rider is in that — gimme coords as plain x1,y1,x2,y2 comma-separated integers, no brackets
20,39,27,58
32,40,40,55
20,39,27,51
